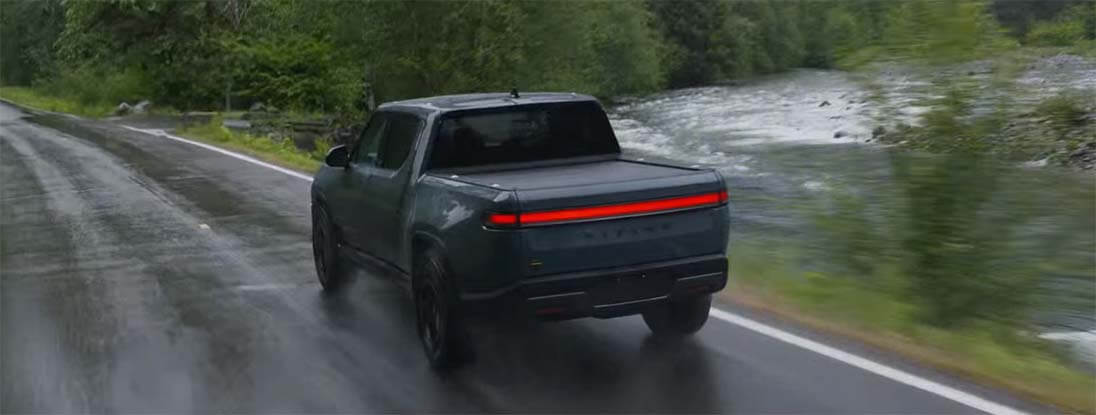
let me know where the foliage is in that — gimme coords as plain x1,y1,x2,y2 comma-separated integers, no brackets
56,1,231,109
177,116,323,172
729,241,1095,413
1037,93,1090,131
880,1,1016,63
0,0,65,86
1026,2,1096,47
224,34,354,113
0,86,114,118
891,153,1041,327
39,65,154,109
992,0,1093,39
650,0,810,85
0,0,1086,115
807,153,1040,328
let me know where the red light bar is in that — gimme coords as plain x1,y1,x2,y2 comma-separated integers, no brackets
485,190,727,228
526,190,728,226
487,213,519,226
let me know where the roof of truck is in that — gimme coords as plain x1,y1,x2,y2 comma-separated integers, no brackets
378,92,599,113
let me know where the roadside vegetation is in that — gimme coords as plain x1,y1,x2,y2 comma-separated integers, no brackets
177,116,328,173
2,1,1093,410
727,244,1096,413
3,1,1089,114
727,148,1096,411
0,86,114,118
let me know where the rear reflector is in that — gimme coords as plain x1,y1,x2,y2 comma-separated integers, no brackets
486,190,727,228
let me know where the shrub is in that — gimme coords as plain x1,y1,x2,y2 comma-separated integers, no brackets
1025,3,1096,46
1036,93,1089,130
1027,19,1088,46
38,66,153,109
225,34,355,114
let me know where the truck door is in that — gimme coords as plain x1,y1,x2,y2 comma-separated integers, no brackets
363,113,423,269
362,112,424,269
333,113,386,253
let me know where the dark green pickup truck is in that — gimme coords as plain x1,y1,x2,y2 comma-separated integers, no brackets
310,92,729,368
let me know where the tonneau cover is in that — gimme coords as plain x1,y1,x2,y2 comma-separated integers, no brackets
455,159,699,191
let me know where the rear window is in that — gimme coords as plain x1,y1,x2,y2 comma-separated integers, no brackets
428,102,620,169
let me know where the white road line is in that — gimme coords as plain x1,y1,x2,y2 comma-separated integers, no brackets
234,283,303,292
708,308,1026,415
119,126,314,182
123,123,1027,415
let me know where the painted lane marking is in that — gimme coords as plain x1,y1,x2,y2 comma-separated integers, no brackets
708,308,1025,415
120,126,314,182
234,283,304,292
123,123,1027,415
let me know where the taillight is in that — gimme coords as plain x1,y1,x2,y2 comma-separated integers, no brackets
484,189,727,228
486,212,519,227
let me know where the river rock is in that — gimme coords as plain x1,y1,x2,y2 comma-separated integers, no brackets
833,130,848,139
1069,142,1096,170
114,102,131,116
133,100,152,114
872,126,887,138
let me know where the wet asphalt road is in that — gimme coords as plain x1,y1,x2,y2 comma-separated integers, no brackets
0,102,1045,413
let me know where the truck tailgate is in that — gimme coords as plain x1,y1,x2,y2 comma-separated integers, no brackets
466,159,728,276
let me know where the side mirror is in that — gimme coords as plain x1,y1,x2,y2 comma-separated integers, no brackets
325,145,349,168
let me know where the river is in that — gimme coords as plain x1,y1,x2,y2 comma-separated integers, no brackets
607,65,1096,367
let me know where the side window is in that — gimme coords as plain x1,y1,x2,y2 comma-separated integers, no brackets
353,114,386,165
377,113,424,171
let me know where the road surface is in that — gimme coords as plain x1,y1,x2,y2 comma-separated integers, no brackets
0,102,1046,413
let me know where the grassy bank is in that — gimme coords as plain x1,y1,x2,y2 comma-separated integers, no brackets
724,242,1095,414
0,87,330,174
0,86,114,118
176,116,328,174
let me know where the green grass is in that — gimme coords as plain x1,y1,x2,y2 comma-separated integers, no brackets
0,86,114,118
1037,93,1089,129
0,87,331,174
177,116,328,174
724,242,1096,414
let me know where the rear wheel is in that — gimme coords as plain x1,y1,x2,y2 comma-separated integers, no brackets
414,249,468,369
642,294,712,337
312,204,347,292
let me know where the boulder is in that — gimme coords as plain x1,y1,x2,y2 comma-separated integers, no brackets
114,102,132,116
133,100,152,114
833,130,848,139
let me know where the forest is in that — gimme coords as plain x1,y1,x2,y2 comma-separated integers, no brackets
2,0,1093,116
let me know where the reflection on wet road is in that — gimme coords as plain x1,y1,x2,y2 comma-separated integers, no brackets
1,103,1042,413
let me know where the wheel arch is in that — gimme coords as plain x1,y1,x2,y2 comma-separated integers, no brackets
411,229,449,271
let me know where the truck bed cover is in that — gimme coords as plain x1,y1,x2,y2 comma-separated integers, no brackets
452,159,701,191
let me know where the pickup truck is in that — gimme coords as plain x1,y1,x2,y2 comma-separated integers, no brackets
310,92,729,367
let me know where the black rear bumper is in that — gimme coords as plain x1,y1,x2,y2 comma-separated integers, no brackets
460,254,727,320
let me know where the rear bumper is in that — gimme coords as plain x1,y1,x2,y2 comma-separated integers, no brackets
460,254,727,320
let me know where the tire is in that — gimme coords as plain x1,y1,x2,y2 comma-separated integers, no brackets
312,203,347,292
413,248,469,369
642,294,712,337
